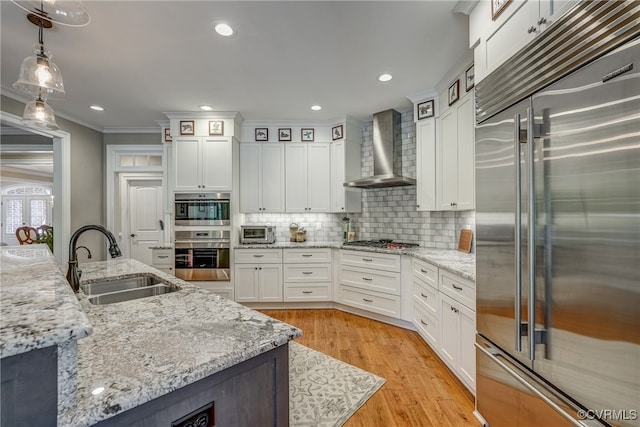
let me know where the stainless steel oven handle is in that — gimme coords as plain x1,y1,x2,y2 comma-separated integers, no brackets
527,105,536,361
475,343,586,427
514,112,523,353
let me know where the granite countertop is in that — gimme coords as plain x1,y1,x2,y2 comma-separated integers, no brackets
0,245,92,358
60,258,301,427
237,241,476,281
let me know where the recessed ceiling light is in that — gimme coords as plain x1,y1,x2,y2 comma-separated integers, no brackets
378,73,393,82
311,105,322,111
89,105,104,111
199,105,213,111
214,23,234,37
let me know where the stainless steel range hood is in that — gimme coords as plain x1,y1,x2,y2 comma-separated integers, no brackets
344,109,416,189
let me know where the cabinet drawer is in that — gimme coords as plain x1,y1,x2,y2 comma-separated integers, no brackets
340,250,400,272
413,280,438,317
234,249,283,264
284,284,331,301
413,258,438,289
340,265,400,295
283,264,332,283
283,248,332,263
413,304,438,350
439,270,475,310
152,249,173,265
339,285,401,318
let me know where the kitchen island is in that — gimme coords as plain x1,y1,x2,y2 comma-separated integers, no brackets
0,245,301,427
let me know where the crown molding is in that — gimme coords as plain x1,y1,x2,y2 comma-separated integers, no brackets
102,127,162,134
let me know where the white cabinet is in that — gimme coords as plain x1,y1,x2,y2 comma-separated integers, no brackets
283,248,332,302
330,139,362,213
173,137,232,191
439,293,476,394
412,258,439,349
285,143,331,212
416,118,437,211
151,248,174,276
470,0,578,82
436,92,475,210
239,143,285,213
234,249,283,302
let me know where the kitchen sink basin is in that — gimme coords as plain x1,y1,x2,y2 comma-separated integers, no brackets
81,274,178,305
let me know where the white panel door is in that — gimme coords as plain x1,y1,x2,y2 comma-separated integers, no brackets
234,264,259,302
128,179,163,266
438,108,459,210
331,140,345,212
259,264,283,302
239,143,261,213
202,137,231,191
439,294,459,369
416,119,436,211
285,144,307,212
173,137,200,191
261,143,285,213
456,96,475,210
306,143,331,212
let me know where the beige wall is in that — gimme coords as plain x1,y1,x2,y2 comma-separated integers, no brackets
2,95,106,260
103,133,161,145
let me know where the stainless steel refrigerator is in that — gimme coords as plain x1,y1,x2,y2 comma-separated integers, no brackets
474,2,639,426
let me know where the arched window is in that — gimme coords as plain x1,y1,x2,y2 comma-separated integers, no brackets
1,185,53,243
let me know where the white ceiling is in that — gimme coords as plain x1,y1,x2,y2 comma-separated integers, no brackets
0,1,470,132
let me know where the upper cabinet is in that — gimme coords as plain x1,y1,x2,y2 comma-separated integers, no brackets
470,0,579,82
239,142,285,213
173,136,232,192
285,143,331,212
416,118,437,211
437,92,475,210
330,119,362,213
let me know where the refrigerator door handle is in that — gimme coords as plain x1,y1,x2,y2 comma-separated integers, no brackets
475,342,588,427
514,113,524,352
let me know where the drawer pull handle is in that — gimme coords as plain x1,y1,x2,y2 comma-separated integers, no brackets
362,277,373,281
452,284,463,291
362,298,373,303
420,319,428,326
253,254,264,258
451,306,459,313
157,255,169,259
302,272,313,275
302,254,313,257
302,291,313,294
420,268,428,273
362,258,373,262
420,293,428,298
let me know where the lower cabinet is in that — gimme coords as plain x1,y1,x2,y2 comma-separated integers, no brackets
283,248,332,302
192,281,235,301
151,248,174,276
439,293,476,393
234,249,283,302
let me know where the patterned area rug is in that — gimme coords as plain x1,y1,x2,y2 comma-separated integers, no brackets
289,341,386,426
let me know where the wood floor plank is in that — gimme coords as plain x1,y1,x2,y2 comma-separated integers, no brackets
261,309,477,427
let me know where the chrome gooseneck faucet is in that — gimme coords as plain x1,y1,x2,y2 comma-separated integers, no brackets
66,225,121,292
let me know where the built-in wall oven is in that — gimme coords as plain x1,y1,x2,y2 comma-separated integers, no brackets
174,230,230,281
174,193,230,226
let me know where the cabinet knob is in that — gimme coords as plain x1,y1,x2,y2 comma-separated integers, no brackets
537,17,547,25
417,204,420,208
527,26,537,34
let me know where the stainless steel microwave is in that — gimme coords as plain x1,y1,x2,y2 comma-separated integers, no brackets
240,225,276,244
174,193,230,226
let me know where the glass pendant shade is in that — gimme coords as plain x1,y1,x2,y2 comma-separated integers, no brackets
13,44,65,99
10,0,90,27
22,97,59,130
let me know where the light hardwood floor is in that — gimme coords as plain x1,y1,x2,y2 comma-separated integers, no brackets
261,309,478,427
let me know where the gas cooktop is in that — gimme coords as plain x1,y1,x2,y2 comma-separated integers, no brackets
342,239,419,249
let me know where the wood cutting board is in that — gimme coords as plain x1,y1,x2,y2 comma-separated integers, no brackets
457,229,473,253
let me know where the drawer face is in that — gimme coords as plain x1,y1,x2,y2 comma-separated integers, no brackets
340,285,401,318
340,250,401,272
413,304,438,349
413,280,438,316
284,264,332,283
439,271,475,310
284,285,331,301
413,258,438,289
152,250,173,265
234,249,283,264
283,248,332,263
340,266,400,295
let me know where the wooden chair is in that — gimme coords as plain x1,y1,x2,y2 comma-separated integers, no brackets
15,226,38,245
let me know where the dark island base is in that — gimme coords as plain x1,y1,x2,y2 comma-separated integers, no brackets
95,343,290,427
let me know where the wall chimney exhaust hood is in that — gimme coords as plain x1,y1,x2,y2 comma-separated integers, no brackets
344,109,416,189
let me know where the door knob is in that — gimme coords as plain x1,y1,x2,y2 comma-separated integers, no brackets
130,233,136,237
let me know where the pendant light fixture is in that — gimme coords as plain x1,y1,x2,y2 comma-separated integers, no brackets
21,90,59,130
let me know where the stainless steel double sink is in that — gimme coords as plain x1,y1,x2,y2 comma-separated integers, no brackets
81,275,179,305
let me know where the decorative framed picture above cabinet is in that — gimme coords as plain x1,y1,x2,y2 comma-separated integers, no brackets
465,65,475,92
164,128,172,142
301,128,314,142
209,120,224,136
491,0,512,20
448,80,460,106
255,128,268,141
332,124,343,141
180,120,195,135
278,128,292,141
417,99,435,120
